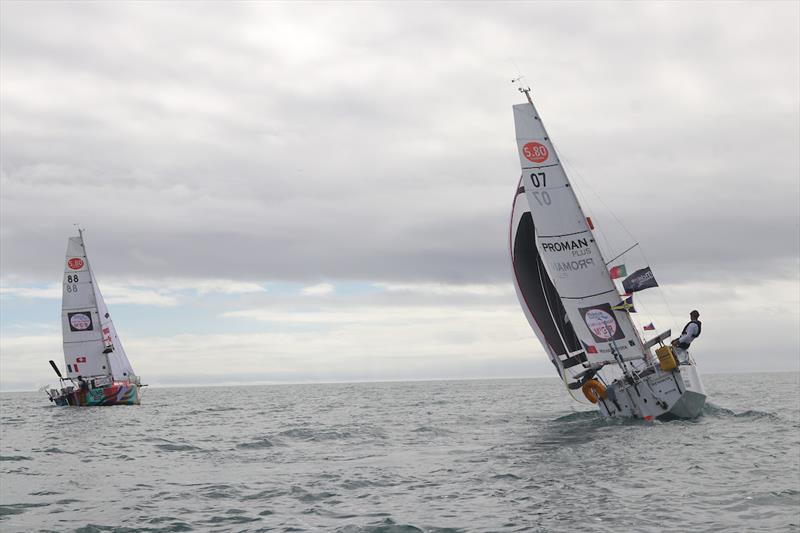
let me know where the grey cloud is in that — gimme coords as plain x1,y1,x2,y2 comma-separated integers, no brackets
1,2,797,287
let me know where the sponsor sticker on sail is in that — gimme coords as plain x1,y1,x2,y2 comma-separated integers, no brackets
522,141,549,163
68,312,93,332
581,340,598,355
67,258,85,270
579,303,625,343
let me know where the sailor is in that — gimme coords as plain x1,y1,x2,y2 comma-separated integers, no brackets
673,310,702,353
77,375,89,391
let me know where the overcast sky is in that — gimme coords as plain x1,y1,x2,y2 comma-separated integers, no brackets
1,1,798,391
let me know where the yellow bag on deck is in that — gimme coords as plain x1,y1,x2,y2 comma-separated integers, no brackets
656,345,677,371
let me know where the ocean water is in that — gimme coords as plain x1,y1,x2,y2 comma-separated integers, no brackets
1,373,798,532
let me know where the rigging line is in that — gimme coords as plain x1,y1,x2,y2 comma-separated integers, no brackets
605,243,640,266
560,157,619,260
561,155,638,243
559,152,679,337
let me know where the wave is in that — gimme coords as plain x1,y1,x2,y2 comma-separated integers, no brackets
235,437,275,449
702,402,780,420
154,443,202,452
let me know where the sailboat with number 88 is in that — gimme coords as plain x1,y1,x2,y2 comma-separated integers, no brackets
45,229,144,406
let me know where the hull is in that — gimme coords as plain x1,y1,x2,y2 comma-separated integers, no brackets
51,382,140,406
596,361,706,420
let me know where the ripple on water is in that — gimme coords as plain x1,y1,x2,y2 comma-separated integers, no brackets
1,375,798,532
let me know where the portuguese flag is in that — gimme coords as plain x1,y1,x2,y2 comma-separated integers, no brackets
609,264,627,279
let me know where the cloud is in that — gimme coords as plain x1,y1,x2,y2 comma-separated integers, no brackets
374,282,513,297
0,2,796,286
0,277,266,307
301,283,334,296
0,2,798,388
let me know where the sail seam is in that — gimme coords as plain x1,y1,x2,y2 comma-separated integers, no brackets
521,163,560,171
559,288,616,300
537,229,590,239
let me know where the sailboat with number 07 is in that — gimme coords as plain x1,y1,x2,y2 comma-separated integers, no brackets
46,229,144,406
509,86,706,420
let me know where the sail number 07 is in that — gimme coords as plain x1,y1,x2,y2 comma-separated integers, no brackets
529,172,551,206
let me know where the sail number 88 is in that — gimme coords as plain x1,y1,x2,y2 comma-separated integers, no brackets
65,274,79,293
529,172,551,206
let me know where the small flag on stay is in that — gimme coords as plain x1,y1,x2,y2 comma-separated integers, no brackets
611,296,636,313
609,264,627,279
581,340,598,354
644,323,655,331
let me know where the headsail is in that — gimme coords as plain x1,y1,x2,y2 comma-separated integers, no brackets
512,96,645,365
510,181,585,379
62,232,135,381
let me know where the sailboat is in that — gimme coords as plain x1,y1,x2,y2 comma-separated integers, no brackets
509,87,706,420
46,229,143,406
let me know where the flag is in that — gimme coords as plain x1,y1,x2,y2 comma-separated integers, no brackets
622,267,659,293
609,264,627,279
611,296,636,313
581,340,598,354
76,356,87,363
644,323,655,331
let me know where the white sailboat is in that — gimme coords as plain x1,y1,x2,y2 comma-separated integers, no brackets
46,229,143,406
509,87,706,420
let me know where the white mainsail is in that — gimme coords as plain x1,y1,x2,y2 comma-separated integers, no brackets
513,98,645,366
62,232,135,381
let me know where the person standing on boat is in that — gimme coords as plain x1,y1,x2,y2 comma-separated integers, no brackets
672,311,701,363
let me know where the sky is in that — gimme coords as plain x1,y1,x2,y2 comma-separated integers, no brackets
1,1,798,391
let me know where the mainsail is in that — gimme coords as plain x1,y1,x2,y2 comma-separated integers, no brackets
512,95,645,366
62,232,135,381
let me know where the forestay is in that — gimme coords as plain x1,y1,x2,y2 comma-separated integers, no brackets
513,101,645,364
62,233,136,381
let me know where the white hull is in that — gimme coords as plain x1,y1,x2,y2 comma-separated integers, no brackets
596,360,706,420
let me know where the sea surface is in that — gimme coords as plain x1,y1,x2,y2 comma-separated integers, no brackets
1,373,798,532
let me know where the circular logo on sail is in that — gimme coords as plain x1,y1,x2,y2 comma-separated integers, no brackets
69,313,92,331
583,308,617,340
522,142,549,163
67,258,84,270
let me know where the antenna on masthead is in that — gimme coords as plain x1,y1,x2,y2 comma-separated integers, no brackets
511,76,534,106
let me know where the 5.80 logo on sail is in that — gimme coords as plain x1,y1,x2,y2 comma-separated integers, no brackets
67,258,85,270
522,142,549,163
